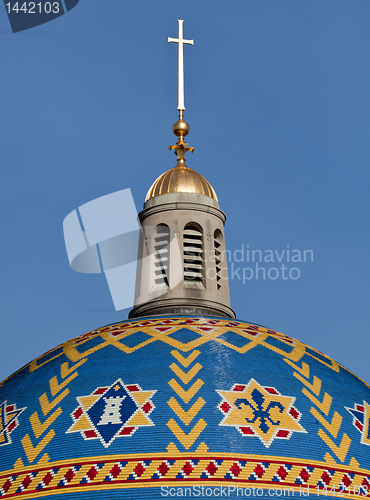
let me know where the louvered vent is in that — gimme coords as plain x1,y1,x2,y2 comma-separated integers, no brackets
214,231,222,290
154,225,170,287
183,226,203,283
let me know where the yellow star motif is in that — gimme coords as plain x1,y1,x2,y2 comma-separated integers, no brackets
114,385,120,391
217,379,306,447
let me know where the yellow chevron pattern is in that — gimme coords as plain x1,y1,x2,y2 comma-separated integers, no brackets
19,360,86,465
168,379,204,404
49,372,78,397
169,363,202,384
303,389,332,416
167,419,207,450
167,349,207,450
167,397,206,425
39,389,69,416
294,372,321,396
20,430,55,463
284,358,352,463
29,408,62,439
171,350,201,367
318,429,351,462
311,407,343,439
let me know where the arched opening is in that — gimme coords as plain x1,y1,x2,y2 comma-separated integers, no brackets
154,224,170,287
183,223,204,283
214,229,223,290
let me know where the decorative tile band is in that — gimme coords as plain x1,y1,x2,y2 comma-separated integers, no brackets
0,456,369,499
25,317,345,377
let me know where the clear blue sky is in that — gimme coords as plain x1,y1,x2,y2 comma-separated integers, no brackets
1,0,369,384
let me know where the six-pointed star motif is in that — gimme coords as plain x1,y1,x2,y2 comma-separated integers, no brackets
217,379,306,447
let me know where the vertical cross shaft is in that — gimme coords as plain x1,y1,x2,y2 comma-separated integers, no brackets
168,20,194,112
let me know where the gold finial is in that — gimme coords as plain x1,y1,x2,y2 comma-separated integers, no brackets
169,111,194,162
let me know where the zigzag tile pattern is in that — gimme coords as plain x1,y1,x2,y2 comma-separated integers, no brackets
0,456,369,499
8,317,351,377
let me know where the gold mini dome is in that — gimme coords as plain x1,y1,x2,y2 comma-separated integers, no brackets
145,112,218,203
145,164,218,202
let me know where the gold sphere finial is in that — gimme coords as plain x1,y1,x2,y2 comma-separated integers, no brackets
169,111,194,162
172,119,190,138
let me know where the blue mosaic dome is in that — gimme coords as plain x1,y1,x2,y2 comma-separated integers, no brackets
0,316,369,500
